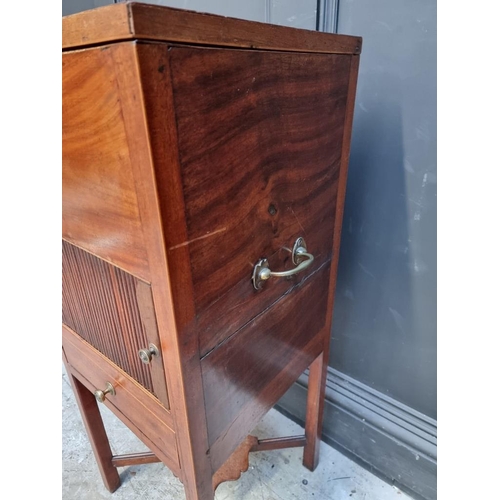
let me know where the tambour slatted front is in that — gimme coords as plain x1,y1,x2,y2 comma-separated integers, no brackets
62,240,155,394
62,4,361,500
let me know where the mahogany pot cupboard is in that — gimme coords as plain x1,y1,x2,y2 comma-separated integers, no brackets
62,3,362,499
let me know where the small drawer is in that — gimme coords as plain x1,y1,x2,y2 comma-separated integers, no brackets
63,325,180,475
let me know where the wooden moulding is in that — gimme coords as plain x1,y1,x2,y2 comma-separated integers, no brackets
212,435,307,490
212,436,258,491
111,452,161,468
62,2,362,55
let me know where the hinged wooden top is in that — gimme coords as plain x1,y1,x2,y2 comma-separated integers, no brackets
62,1,362,54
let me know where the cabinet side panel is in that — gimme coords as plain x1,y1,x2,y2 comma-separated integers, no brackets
62,43,150,280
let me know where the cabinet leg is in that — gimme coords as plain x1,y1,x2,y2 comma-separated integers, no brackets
303,352,326,471
183,473,215,500
66,367,121,492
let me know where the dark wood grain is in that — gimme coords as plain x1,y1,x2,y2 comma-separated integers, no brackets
63,354,121,493
202,264,330,472
168,46,351,356
62,45,150,280
62,2,361,55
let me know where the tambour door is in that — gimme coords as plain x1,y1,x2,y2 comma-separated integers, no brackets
62,240,170,409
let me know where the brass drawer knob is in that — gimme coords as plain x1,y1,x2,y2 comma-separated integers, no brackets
138,343,160,364
94,382,116,403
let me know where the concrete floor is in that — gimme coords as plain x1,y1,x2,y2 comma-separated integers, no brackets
63,367,412,500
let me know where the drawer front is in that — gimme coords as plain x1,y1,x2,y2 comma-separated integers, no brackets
62,240,169,409
166,46,351,355
201,262,331,472
63,325,179,473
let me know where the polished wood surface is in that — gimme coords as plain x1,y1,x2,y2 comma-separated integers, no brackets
168,46,350,356
62,5,362,498
62,45,149,280
62,2,361,55
202,265,330,472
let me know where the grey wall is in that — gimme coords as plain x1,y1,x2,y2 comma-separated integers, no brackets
277,2,437,498
62,0,111,16
137,0,317,28
333,0,437,420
